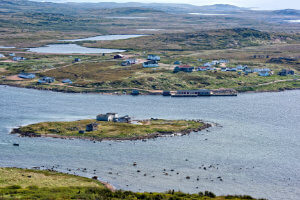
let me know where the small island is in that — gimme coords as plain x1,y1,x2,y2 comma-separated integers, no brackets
11,113,211,141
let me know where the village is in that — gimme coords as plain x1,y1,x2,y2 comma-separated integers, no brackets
0,51,298,97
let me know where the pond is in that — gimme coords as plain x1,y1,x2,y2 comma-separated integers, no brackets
28,44,125,54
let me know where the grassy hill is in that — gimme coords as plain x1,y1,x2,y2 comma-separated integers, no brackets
0,168,265,200
84,28,299,51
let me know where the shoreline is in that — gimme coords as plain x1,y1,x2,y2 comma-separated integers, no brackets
10,121,212,142
1,83,300,96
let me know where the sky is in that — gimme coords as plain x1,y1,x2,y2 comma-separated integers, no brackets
37,0,300,10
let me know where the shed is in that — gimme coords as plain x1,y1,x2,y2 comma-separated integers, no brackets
86,123,98,132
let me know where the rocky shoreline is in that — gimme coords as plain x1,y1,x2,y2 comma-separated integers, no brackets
1,82,300,96
10,121,212,142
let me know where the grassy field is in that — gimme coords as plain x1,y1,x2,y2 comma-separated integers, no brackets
0,168,104,189
13,119,208,140
0,168,265,200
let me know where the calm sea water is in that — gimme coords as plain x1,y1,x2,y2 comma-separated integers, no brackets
28,44,125,54
0,86,299,200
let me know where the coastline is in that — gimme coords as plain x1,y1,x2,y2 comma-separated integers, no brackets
10,121,212,142
1,82,300,96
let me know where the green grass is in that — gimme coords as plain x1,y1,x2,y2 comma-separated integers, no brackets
0,168,265,200
15,119,207,140
0,168,104,189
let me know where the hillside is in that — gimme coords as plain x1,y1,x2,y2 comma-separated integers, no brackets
85,28,299,51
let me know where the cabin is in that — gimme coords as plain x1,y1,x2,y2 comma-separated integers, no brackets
97,113,118,122
0,54,5,58
174,61,182,65
114,54,124,59
18,73,36,79
37,77,55,84
173,65,194,73
86,123,98,132
147,54,160,61
9,53,15,56
237,65,247,70
62,79,73,84
143,60,159,68
13,57,26,61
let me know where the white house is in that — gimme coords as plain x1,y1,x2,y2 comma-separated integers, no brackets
96,113,118,122
147,54,160,61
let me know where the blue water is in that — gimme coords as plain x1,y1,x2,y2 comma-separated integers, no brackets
0,85,299,200
61,34,146,42
28,44,125,54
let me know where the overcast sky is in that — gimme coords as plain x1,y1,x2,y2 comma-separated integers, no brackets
39,0,300,10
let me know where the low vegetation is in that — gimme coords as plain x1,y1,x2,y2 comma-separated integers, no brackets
12,119,209,140
0,168,265,200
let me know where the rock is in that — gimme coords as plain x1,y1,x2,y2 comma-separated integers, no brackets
186,176,190,179
92,176,98,180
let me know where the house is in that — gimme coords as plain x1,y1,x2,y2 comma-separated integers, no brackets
13,57,26,61
114,54,124,59
173,65,194,73
122,59,136,66
211,60,220,65
278,69,294,76
9,53,15,56
97,113,118,121
203,62,212,67
258,71,270,77
131,90,139,95
143,60,159,68
244,68,254,73
37,77,55,84
18,72,36,79
174,61,182,65
86,123,98,132
147,54,160,61
62,79,73,84
227,68,237,72
114,115,131,123
74,58,81,62
197,66,209,71
237,65,247,70
0,54,5,58
219,59,229,63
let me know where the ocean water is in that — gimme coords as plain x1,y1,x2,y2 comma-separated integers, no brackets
0,86,299,200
